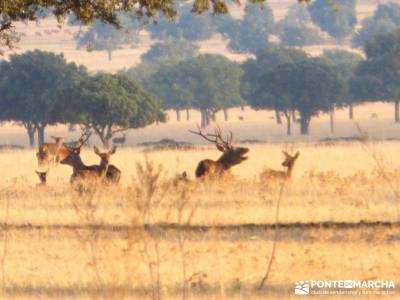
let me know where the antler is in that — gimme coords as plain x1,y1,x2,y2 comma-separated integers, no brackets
72,127,92,148
189,125,233,150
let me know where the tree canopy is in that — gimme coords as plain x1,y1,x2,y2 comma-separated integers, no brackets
0,50,86,146
308,0,357,40
277,4,325,47
241,46,308,103
223,3,275,54
75,16,141,61
141,37,199,64
147,54,244,126
148,5,216,41
354,29,400,122
320,50,364,119
352,2,400,48
252,59,344,135
61,73,165,146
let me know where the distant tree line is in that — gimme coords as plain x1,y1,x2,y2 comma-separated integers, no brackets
125,27,400,136
1,27,400,146
64,0,400,70
0,50,164,147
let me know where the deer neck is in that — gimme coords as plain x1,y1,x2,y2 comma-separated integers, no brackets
70,156,87,172
286,164,294,178
99,159,109,177
216,154,232,170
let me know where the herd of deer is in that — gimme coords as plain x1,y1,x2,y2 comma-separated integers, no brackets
35,126,300,186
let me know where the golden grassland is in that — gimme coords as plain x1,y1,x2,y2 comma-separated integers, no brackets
0,139,399,299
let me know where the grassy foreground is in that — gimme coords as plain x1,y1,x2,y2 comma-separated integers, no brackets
0,141,398,299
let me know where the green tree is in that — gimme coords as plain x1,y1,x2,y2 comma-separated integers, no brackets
62,73,165,147
356,29,400,122
320,50,364,121
278,4,325,47
141,37,199,64
0,50,86,146
76,15,140,61
353,2,400,47
148,54,244,126
241,46,308,124
0,0,332,53
308,0,357,40
254,59,345,135
148,6,216,41
224,3,275,54
124,37,199,121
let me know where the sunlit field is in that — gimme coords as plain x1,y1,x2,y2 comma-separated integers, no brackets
0,136,399,299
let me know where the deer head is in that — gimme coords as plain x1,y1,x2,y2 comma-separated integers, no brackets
190,126,249,169
60,144,82,167
94,146,117,168
282,151,300,169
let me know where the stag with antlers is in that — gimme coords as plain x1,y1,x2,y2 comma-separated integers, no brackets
190,126,249,178
60,144,121,184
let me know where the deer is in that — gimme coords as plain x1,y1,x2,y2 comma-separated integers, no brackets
260,151,300,181
190,126,249,178
36,130,91,169
36,136,65,168
60,145,121,184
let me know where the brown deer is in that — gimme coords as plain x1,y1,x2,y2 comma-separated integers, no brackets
190,126,249,178
36,136,65,168
61,145,120,184
260,151,300,181
36,130,91,169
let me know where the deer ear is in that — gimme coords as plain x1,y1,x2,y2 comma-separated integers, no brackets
294,151,300,158
109,146,117,154
216,144,225,152
282,151,289,157
93,146,100,155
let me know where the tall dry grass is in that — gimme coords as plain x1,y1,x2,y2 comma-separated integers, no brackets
0,141,398,299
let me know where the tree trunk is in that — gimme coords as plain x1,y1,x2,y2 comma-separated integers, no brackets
107,49,112,61
176,109,181,122
300,115,310,135
275,110,282,125
284,112,291,136
28,129,35,147
291,110,297,123
186,108,190,121
241,106,245,111
23,122,36,147
349,103,354,120
210,111,216,122
223,108,229,121
37,124,46,146
395,100,399,123
201,110,207,128
330,106,335,134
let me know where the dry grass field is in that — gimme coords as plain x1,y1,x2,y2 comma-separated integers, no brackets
0,136,399,299
0,1,399,298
